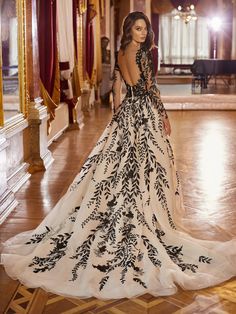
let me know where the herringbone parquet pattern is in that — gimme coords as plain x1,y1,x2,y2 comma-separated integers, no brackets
4,279,236,314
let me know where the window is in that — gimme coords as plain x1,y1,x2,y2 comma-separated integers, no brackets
159,10,210,65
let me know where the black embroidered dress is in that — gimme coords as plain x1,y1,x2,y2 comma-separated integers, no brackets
1,46,236,299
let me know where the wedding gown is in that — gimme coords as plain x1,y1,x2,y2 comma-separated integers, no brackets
1,45,236,300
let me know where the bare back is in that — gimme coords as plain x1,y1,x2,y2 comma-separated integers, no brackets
112,45,168,120
117,46,142,87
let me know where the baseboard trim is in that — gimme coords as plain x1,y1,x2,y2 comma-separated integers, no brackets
48,125,68,146
0,189,18,225
7,163,31,193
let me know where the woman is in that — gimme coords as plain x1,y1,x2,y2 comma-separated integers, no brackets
1,11,236,300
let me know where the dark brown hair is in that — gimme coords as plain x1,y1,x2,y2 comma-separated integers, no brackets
120,11,154,52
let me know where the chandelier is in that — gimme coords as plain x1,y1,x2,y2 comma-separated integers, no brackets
173,4,197,24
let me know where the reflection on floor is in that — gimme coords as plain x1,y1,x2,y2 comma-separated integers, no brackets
1,106,236,313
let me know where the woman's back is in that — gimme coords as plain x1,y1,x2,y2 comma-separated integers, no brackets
113,44,168,119
117,46,142,87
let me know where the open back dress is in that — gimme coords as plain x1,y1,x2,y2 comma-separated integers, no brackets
1,44,236,299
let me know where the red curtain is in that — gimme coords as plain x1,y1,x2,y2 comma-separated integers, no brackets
86,0,97,81
73,0,78,59
38,0,57,98
86,19,94,80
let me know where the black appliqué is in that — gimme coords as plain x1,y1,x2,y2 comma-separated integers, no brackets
24,43,214,295
155,228,199,273
25,226,51,244
199,256,212,264
69,206,81,222
28,232,73,272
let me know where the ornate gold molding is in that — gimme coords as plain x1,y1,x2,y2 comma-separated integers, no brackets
78,0,87,15
17,0,27,117
77,13,85,89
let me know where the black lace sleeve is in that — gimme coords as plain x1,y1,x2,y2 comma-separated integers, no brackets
111,53,122,113
140,47,168,119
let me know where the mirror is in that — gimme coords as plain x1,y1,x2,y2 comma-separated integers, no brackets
0,0,20,124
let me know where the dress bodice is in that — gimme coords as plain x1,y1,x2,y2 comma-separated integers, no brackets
112,45,168,119
124,77,149,99
117,46,148,98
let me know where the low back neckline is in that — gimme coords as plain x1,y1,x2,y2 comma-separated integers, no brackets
117,46,145,88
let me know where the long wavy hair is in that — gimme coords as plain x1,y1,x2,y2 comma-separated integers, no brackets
120,11,154,52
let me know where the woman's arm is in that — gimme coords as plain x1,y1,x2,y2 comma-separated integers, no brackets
111,60,122,113
140,48,168,120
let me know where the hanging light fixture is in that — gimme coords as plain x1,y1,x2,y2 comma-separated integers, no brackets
173,3,198,24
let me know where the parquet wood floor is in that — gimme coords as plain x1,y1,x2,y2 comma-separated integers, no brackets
1,104,236,313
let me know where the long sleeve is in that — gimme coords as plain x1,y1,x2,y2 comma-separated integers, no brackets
111,59,122,112
140,48,168,119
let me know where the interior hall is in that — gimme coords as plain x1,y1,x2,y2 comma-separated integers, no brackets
0,0,236,313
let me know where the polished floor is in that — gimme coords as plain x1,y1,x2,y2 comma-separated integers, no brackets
1,104,236,313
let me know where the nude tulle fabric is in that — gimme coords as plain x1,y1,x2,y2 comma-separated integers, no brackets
1,45,236,300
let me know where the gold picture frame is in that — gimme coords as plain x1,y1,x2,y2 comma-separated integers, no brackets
17,0,27,117
0,0,27,127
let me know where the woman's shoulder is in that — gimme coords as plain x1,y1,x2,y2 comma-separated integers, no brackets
139,45,157,57
143,45,158,55
137,45,154,62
